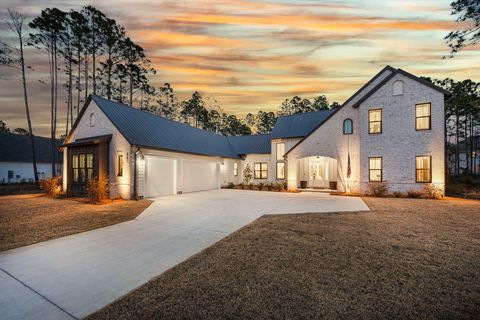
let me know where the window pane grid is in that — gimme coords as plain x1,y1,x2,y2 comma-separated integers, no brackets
415,103,431,130
368,109,382,134
415,156,431,182
254,162,268,179
369,157,382,182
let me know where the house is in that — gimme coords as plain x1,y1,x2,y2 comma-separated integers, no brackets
61,65,449,198
448,135,480,175
0,132,63,183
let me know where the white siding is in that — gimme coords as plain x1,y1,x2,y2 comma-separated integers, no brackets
0,162,61,183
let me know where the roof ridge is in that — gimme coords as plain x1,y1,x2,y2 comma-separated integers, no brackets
277,109,333,119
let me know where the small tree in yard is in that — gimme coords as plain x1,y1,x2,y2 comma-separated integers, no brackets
243,164,253,185
87,174,109,203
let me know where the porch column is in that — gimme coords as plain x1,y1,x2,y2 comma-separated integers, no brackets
287,157,297,191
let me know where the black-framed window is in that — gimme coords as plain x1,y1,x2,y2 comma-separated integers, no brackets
369,157,382,182
276,143,285,161
276,162,285,179
416,156,432,183
117,154,123,176
234,162,238,176
416,103,431,131
368,109,382,134
254,162,268,179
343,119,353,134
72,153,93,183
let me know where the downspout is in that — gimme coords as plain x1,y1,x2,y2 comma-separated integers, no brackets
133,146,139,200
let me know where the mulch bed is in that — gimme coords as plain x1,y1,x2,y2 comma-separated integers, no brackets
87,197,480,320
0,194,152,251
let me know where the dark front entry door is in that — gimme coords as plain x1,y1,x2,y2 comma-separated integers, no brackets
72,152,94,194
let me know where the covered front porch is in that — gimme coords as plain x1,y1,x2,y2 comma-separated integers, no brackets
296,156,338,190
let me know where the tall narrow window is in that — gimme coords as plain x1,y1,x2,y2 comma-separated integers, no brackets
368,109,382,134
343,119,353,134
72,154,79,182
86,153,93,181
254,162,268,179
233,162,238,176
276,143,285,161
117,154,123,177
416,156,431,183
276,162,285,179
369,157,382,182
416,103,431,130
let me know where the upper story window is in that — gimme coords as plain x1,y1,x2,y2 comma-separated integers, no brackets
234,162,238,176
254,162,268,179
343,119,353,134
369,157,382,182
89,113,95,127
393,80,404,96
276,143,285,161
416,103,431,131
368,109,382,134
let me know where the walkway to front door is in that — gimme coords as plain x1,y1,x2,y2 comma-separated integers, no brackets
0,190,368,320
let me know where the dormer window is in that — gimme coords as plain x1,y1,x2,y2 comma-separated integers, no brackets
89,113,95,127
393,80,404,96
343,119,353,134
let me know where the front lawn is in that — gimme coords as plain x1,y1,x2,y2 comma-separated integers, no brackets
87,197,480,320
0,194,152,251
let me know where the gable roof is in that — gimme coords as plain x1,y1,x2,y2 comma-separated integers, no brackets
0,132,63,163
271,109,335,139
89,96,241,158
227,134,271,154
352,68,451,108
285,65,450,157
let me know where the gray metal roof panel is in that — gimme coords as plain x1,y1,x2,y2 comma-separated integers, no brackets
92,96,241,158
226,134,271,155
270,109,335,139
0,132,63,163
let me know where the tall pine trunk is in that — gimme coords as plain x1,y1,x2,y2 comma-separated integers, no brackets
84,51,88,102
77,50,81,116
19,32,39,186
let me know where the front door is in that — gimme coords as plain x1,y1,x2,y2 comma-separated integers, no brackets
309,158,328,188
72,152,94,194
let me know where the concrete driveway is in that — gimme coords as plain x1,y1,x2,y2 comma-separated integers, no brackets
0,190,368,320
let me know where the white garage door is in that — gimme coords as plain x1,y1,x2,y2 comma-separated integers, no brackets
182,160,219,193
145,157,176,198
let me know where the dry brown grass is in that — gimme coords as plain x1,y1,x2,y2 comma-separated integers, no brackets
0,194,152,251
87,197,480,320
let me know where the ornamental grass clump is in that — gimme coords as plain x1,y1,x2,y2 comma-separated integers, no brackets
423,183,443,199
87,174,109,204
367,181,389,197
40,175,62,198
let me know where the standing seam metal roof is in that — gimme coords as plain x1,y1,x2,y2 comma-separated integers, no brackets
270,109,335,139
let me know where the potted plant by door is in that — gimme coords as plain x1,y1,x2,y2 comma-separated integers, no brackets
329,181,337,190
300,180,307,189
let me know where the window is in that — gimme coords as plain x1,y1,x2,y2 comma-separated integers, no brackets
416,103,431,130
369,157,382,182
89,113,95,127
72,153,93,183
368,109,382,134
117,154,123,176
276,162,285,179
254,162,268,179
416,156,431,183
276,143,285,161
393,80,404,96
343,119,353,134
234,162,238,176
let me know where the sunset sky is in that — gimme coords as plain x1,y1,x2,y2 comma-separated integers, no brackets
0,0,479,136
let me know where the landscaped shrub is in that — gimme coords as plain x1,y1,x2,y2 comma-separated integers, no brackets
243,164,253,185
258,182,264,191
423,183,443,199
392,191,404,198
367,181,389,197
283,181,288,190
276,181,285,191
87,175,109,204
40,175,62,198
248,183,254,190
239,182,245,189
266,182,273,191
226,182,235,189
406,189,422,198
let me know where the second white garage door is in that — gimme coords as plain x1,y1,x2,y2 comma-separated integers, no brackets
181,160,220,193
